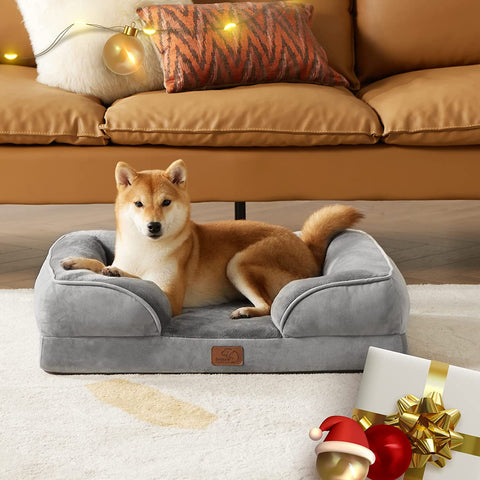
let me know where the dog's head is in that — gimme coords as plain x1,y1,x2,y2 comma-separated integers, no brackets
114,159,190,240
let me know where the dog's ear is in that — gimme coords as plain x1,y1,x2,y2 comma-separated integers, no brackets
165,159,186,188
115,162,137,188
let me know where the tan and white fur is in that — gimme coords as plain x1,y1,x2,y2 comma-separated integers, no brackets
62,160,363,318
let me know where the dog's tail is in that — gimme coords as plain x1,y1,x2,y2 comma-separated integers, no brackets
301,205,364,270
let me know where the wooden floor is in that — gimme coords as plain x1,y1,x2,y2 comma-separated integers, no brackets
0,200,479,288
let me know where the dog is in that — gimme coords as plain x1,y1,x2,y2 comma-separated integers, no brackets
62,160,363,318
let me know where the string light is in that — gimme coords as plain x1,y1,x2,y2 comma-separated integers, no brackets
2,18,243,71
1,21,146,75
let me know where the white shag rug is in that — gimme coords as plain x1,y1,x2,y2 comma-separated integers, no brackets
1,285,479,480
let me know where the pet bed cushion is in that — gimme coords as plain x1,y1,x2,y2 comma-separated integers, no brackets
35,229,409,373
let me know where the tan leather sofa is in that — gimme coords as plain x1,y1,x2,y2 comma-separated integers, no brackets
2,0,480,205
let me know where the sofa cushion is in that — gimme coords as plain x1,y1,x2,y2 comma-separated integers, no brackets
138,2,348,93
356,0,480,83
0,0,35,67
358,65,480,146
104,82,382,147
0,65,107,145
194,0,359,89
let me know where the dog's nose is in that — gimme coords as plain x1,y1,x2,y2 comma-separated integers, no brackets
147,222,161,235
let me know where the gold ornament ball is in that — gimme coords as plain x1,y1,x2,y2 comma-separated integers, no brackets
103,31,145,75
316,452,370,480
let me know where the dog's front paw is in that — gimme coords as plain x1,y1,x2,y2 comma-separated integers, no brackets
102,266,122,277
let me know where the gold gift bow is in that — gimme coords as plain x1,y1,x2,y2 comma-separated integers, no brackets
352,359,480,479
384,391,463,469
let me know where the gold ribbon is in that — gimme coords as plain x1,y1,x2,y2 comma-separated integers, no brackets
352,359,480,479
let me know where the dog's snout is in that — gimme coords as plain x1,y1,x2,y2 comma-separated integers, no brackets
147,222,162,235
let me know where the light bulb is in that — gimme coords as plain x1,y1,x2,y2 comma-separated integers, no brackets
143,28,156,35
103,25,145,75
4,53,18,61
224,22,237,31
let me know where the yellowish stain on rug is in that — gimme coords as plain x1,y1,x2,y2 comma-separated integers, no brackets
86,379,217,430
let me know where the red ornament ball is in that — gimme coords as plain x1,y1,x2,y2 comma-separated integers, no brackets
365,425,412,480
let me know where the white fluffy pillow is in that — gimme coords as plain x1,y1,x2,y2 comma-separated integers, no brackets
16,0,192,104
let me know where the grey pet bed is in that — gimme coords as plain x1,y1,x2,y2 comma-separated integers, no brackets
34,229,409,373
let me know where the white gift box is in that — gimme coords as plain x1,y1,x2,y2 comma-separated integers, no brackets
353,347,480,480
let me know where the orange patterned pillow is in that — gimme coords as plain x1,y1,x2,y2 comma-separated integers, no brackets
137,1,349,93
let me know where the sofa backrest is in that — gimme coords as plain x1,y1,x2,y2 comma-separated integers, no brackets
195,0,359,89
356,0,480,83
0,0,35,67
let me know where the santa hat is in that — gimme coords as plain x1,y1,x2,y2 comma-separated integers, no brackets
309,415,376,465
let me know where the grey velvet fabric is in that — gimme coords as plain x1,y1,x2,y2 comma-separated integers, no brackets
34,229,410,373
40,334,408,373
168,303,280,339
35,231,171,337
271,230,410,338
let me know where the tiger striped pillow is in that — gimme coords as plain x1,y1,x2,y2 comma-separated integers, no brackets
137,1,349,93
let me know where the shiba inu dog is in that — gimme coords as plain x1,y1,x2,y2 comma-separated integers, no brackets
62,160,363,318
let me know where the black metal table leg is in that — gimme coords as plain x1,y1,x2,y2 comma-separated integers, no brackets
234,201,246,220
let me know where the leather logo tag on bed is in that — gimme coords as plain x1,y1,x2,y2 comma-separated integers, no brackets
211,346,244,366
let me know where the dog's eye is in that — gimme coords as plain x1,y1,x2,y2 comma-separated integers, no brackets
162,199,171,207
134,201,143,208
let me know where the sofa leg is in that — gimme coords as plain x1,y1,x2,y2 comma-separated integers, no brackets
234,201,246,220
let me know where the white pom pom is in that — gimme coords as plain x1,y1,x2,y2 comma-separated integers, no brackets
309,427,323,441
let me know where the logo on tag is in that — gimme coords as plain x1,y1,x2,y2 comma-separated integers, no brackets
211,346,244,366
